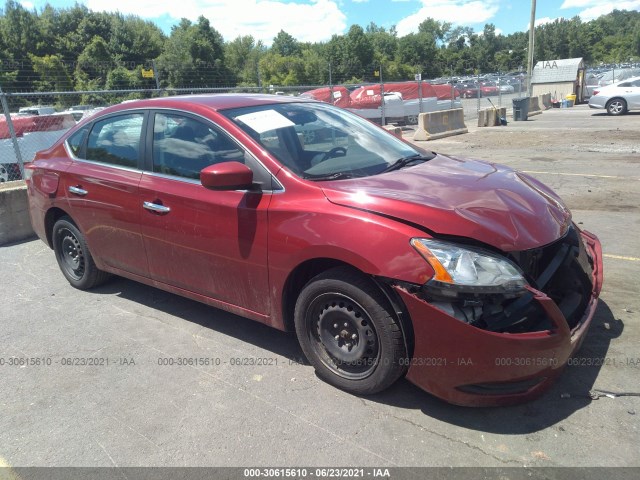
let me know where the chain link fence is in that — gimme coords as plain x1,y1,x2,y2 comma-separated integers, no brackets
1,58,532,182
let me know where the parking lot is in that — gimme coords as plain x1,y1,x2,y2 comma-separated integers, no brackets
0,104,638,472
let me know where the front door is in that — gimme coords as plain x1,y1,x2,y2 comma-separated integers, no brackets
138,111,274,315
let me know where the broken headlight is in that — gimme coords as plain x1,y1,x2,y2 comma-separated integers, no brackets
410,238,528,296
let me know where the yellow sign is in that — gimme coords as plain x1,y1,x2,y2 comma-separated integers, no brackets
374,70,380,77
141,68,155,79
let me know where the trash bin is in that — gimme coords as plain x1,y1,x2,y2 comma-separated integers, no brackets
566,94,576,106
512,97,529,121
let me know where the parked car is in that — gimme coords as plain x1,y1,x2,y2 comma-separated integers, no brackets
17,105,56,116
25,94,603,406
497,81,515,94
479,81,499,96
455,82,480,98
589,76,640,115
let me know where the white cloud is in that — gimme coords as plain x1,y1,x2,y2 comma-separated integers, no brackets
19,0,34,8
560,0,640,21
396,0,500,37
85,0,347,44
535,16,563,26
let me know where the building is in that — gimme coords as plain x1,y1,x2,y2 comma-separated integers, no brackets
531,57,586,103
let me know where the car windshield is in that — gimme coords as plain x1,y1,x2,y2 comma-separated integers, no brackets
223,101,430,180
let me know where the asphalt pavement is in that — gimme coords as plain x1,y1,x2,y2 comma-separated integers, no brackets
0,104,638,473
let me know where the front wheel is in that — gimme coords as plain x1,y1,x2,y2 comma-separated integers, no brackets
294,267,407,395
607,98,627,116
52,216,110,289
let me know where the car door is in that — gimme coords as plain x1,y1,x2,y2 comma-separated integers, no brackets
625,79,640,108
138,111,275,315
62,111,149,277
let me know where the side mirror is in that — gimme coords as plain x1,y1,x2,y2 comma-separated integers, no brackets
200,162,254,190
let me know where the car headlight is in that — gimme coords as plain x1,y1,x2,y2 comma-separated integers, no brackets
410,238,527,294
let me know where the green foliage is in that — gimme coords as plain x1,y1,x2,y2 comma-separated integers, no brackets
156,17,230,88
0,2,639,95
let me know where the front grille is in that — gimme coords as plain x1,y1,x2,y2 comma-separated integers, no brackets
507,226,594,330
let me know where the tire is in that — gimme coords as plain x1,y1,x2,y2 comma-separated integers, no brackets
406,115,418,125
294,267,407,395
52,216,110,289
606,98,627,116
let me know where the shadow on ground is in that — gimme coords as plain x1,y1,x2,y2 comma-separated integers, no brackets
93,277,620,434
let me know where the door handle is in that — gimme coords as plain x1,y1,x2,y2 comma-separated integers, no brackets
68,186,88,196
143,201,171,214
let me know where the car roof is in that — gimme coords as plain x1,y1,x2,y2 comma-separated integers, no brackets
96,93,313,117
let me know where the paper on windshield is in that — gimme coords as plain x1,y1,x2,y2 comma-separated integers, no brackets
236,110,295,134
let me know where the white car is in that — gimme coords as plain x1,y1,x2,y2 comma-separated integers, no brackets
588,76,640,115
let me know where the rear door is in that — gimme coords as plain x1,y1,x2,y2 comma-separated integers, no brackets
138,111,276,315
624,79,640,109
62,112,149,277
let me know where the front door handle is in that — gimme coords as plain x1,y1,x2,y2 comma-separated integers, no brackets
68,186,88,196
143,201,171,214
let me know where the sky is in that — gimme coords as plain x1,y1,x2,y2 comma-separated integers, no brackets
17,0,640,45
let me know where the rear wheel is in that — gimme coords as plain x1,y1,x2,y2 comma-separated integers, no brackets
294,267,407,395
52,216,110,289
606,98,627,116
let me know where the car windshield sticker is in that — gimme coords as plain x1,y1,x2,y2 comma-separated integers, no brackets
236,110,295,134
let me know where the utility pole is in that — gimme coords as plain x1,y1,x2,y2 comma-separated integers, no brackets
527,0,536,97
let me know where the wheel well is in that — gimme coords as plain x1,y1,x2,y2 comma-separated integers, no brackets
607,97,627,107
44,207,71,248
281,259,414,358
282,258,349,332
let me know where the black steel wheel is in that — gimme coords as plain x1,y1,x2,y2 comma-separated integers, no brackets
606,98,627,116
294,267,407,395
52,216,110,289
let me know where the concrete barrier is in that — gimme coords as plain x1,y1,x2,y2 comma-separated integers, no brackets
528,96,543,116
478,107,507,127
0,181,35,246
413,108,468,141
382,125,403,138
539,93,552,110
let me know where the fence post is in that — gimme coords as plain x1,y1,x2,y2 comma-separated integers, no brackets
379,64,385,126
0,86,24,179
329,62,334,104
476,72,481,113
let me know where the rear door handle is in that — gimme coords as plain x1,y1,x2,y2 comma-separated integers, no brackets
68,186,88,196
143,201,171,214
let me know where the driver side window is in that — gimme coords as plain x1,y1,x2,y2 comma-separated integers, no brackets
153,113,245,180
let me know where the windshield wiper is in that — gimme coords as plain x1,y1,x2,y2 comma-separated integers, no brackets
379,154,434,174
303,171,355,181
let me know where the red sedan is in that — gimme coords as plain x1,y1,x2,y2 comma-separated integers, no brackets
25,94,603,406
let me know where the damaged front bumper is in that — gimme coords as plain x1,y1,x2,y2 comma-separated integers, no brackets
395,227,603,407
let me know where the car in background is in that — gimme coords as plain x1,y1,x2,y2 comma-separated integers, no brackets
497,81,515,94
456,82,480,98
26,94,602,407
589,76,640,115
479,81,499,96
17,105,57,116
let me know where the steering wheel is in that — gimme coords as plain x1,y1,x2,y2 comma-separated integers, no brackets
319,146,347,162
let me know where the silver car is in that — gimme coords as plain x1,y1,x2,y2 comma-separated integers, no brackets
589,76,640,115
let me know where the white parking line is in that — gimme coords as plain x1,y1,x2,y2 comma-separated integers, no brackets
603,254,640,262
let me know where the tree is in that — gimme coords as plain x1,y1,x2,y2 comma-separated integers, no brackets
271,30,300,57
156,17,230,88
226,35,265,86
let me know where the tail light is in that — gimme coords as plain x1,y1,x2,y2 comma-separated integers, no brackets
593,90,600,96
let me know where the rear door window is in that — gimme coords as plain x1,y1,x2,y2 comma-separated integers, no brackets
86,113,144,168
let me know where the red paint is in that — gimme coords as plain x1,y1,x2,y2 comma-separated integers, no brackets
26,94,603,406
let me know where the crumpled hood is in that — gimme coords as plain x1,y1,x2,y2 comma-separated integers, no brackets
321,154,571,252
